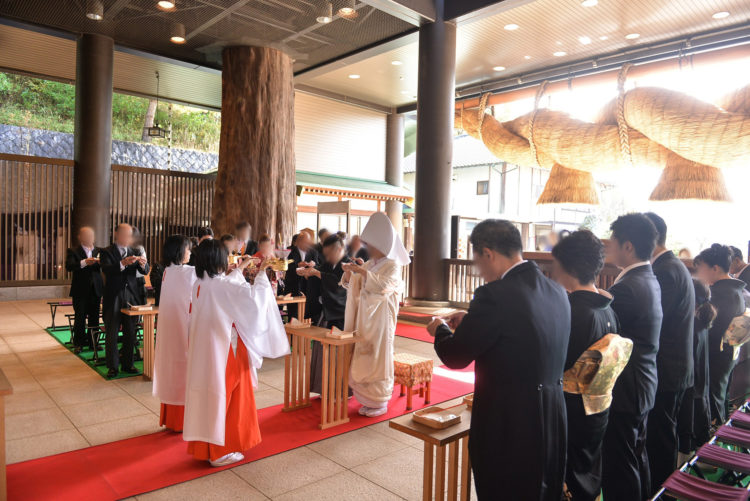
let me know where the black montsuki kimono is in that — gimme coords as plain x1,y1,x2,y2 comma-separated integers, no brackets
435,261,570,501
564,290,620,501
309,256,350,394
708,278,747,422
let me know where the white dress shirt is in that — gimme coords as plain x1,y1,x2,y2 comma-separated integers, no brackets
79,245,94,268
614,261,651,284
118,245,128,271
501,259,527,279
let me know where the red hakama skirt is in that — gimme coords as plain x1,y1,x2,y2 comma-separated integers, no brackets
187,338,261,461
159,403,184,432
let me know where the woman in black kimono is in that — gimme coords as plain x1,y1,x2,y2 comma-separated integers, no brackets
297,233,351,394
677,279,716,457
694,244,747,423
552,230,619,501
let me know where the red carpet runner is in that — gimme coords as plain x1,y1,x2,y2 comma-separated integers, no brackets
8,369,473,500
394,322,435,343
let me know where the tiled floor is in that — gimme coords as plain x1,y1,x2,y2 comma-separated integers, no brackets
1,299,466,500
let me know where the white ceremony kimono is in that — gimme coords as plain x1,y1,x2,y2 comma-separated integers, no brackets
152,264,196,405
344,257,402,408
183,270,289,446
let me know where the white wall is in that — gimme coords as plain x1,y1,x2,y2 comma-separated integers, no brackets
294,92,387,181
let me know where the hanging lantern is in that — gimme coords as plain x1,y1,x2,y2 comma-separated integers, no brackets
537,164,600,205
649,152,731,202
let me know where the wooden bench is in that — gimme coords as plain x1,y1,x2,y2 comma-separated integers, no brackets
394,353,433,411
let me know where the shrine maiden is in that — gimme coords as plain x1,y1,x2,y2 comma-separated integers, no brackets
342,212,410,418
183,240,289,467
152,235,195,432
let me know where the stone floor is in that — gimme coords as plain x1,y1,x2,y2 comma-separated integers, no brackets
1,299,471,500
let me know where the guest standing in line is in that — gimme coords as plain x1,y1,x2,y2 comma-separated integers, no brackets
643,213,695,493
153,235,195,432
314,228,331,255
131,227,148,305
183,240,289,467
297,233,351,393
64,226,103,353
100,223,149,379
729,246,750,287
347,235,370,262
428,219,570,501
677,279,716,462
235,221,258,257
284,231,319,319
728,246,750,408
694,244,747,423
343,213,410,418
552,230,619,501
602,214,662,501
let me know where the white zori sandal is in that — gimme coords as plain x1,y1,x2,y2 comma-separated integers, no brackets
209,452,245,467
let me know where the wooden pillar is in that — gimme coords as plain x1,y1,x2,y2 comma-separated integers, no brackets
385,112,404,231
72,33,113,247
211,46,296,242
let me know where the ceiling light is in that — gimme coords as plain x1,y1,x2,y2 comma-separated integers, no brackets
524,55,531,60
504,23,519,31
391,60,403,66
599,35,608,40
625,33,640,39
492,66,506,71
348,74,360,79
85,0,104,21
157,0,176,10
317,2,333,24
553,51,567,57
578,36,591,45
338,0,357,18
170,23,186,44
713,11,730,19
144,72,167,139
581,0,598,6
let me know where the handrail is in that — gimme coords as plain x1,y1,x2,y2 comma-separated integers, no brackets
0,153,73,166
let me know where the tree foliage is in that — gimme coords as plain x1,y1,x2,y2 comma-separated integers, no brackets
0,72,220,152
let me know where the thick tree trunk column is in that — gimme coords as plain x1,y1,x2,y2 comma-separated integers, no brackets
212,46,296,243
412,9,456,301
385,112,404,230
72,33,113,247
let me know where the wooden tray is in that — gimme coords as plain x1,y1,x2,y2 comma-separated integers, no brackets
412,405,463,429
463,394,473,409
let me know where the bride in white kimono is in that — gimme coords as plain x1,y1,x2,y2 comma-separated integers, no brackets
183,239,290,467
152,235,195,432
342,212,410,417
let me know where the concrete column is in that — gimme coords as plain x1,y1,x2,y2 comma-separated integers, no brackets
412,4,456,301
385,112,404,230
72,33,114,247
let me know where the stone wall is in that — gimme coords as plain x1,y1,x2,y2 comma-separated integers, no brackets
0,124,217,173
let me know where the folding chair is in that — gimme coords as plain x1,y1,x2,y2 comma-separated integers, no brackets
651,470,750,501
65,313,76,345
88,326,107,366
47,301,72,330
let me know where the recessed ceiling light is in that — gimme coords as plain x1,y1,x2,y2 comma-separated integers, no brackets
713,11,730,19
581,0,598,6
553,51,567,57
348,74,360,79
85,0,104,20
492,66,506,71
504,23,519,31
157,0,176,10
316,2,333,23
170,23,186,44
391,60,402,66
524,55,531,60
625,33,640,39
578,36,592,45
599,35,608,40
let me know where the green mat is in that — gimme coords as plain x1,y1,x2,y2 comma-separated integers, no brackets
45,327,143,380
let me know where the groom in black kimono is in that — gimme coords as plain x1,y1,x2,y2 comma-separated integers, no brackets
428,219,570,501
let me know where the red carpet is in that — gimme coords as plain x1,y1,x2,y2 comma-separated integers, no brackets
8,369,473,501
395,322,435,343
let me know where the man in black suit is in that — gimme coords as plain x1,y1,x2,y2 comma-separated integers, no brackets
729,246,750,289
643,213,695,494
314,228,331,255
284,231,320,319
235,221,258,256
100,223,149,379
428,219,570,501
64,226,103,353
603,214,663,501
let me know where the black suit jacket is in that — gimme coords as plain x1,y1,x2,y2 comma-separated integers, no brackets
651,251,695,392
284,246,320,296
65,246,104,298
738,265,750,292
243,239,258,257
435,261,570,500
100,244,149,309
608,264,662,415
316,256,350,325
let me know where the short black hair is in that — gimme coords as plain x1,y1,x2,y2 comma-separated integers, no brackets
220,233,235,243
729,245,744,262
235,221,251,231
643,212,667,247
694,243,733,272
162,235,191,267
258,233,271,244
551,230,604,285
323,233,345,248
195,239,228,279
197,227,214,239
470,219,523,257
291,233,299,246
318,228,329,239
609,213,657,261
189,236,199,248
